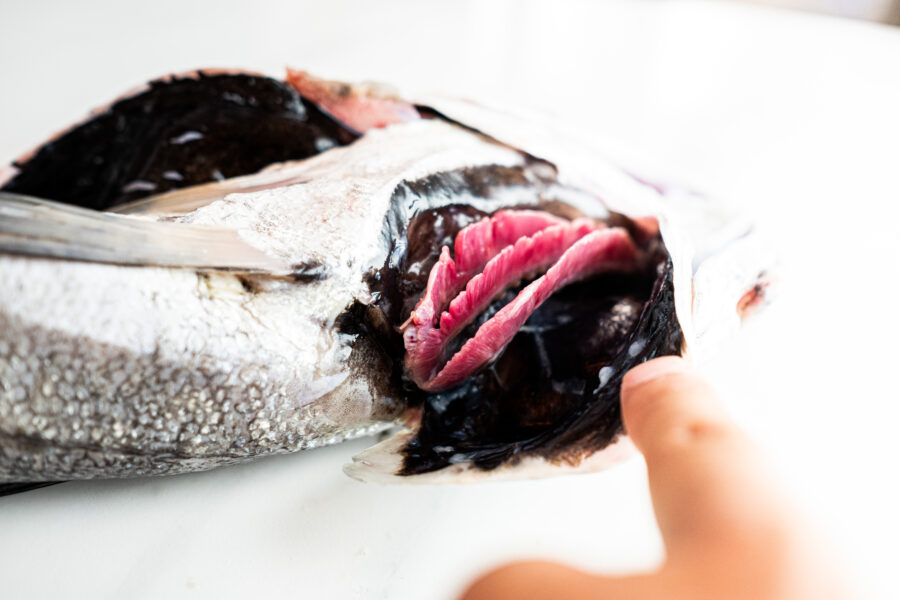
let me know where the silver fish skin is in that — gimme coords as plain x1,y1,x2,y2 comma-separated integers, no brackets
0,119,527,482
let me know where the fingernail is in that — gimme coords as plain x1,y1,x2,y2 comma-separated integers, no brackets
622,356,688,393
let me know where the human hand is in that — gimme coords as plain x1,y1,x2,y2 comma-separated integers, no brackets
460,356,848,600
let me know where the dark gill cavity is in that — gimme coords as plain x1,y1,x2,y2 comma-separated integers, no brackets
341,164,684,475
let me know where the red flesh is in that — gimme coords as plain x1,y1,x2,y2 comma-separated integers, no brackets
402,210,640,392
403,211,569,384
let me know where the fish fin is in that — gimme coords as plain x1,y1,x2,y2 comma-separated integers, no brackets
0,482,63,497
0,192,292,274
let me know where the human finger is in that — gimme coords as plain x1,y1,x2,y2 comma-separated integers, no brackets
621,357,797,563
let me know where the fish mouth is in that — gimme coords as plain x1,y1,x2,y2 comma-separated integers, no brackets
346,165,684,478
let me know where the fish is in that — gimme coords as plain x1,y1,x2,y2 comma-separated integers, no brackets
0,70,773,493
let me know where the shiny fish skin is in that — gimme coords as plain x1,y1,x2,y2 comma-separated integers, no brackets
0,257,388,480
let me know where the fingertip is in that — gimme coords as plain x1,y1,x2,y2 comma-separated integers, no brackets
620,355,727,456
622,355,690,395
621,357,691,427
459,562,664,600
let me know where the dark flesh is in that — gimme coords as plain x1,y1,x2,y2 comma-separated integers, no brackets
1,73,357,210
344,163,684,475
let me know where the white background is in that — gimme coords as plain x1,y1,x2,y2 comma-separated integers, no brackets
1,1,899,598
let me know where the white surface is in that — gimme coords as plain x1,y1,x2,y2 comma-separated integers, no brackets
1,0,899,598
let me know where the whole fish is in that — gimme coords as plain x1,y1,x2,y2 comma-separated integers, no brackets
0,70,772,493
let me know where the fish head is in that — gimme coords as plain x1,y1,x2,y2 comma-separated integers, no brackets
0,71,773,485
340,96,775,484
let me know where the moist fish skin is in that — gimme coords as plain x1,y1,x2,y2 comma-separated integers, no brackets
0,254,392,480
1,70,767,487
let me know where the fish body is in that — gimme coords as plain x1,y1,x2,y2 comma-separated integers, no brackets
0,71,771,487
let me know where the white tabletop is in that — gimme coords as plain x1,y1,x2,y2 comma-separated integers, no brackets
1,1,898,598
